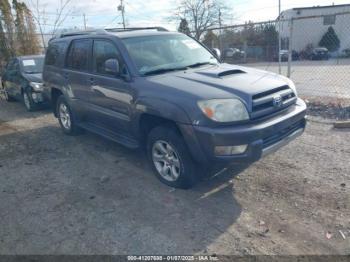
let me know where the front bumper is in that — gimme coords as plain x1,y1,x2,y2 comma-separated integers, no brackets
179,98,307,166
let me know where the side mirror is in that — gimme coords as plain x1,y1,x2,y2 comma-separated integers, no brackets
104,58,120,75
212,48,221,59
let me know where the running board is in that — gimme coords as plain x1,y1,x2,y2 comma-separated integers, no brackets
78,122,139,149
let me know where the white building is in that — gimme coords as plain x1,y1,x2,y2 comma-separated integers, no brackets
278,4,350,52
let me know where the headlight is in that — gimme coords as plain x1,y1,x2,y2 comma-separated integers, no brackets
198,99,249,122
29,82,43,91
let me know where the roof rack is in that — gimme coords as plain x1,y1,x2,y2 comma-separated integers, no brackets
105,27,168,32
50,27,169,41
56,29,107,39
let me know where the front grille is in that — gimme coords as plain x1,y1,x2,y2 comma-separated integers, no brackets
262,119,305,149
251,85,297,120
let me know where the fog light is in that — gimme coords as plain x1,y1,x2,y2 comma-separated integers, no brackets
215,145,248,156
31,93,43,102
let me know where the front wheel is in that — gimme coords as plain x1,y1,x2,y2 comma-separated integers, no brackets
23,89,37,111
147,125,198,189
56,95,82,135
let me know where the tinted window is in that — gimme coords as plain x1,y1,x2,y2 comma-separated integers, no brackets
93,40,120,75
66,40,90,71
46,42,66,66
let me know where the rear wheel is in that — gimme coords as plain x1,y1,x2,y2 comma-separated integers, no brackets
56,95,82,135
147,125,198,189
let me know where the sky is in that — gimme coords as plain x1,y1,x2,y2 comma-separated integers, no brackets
23,0,350,33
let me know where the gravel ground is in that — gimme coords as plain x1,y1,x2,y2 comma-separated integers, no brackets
0,99,349,255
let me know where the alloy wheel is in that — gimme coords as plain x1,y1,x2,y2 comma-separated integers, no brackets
23,92,31,110
59,103,71,130
152,140,181,182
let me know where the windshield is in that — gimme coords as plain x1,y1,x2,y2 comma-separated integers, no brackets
20,57,44,74
122,34,218,76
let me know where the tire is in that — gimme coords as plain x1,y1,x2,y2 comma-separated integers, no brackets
147,125,198,189
56,95,82,135
23,88,38,111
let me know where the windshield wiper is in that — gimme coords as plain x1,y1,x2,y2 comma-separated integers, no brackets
143,67,187,76
186,62,216,68
24,71,41,74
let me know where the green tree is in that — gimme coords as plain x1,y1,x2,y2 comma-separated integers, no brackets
23,3,40,54
0,13,9,58
0,0,15,56
202,30,218,49
178,18,191,36
13,0,27,55
319,26,340,52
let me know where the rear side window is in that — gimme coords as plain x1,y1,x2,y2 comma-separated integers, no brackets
66,40,90,71
46,42,66,66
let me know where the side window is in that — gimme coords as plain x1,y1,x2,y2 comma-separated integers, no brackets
6,59,15,71
92,40,121,76
66,40,90,71
46,42,66,66
12,60,20,72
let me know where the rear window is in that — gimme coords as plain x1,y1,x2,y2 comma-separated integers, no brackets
66,39,90,71
46,42,66,66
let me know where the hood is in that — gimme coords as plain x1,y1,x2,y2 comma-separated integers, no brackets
23,73,43,83
147,63,291,104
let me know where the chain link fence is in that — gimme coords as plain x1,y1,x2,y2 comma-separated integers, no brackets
1,13,350,105
203,11,350,103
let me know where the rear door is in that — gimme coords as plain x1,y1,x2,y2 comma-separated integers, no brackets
88,39,133,134
63,39,93,119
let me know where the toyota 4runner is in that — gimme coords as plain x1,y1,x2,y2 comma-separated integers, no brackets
43,27,307,189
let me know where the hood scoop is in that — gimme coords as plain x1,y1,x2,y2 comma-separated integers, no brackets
217,69,246,77
196,69,246,78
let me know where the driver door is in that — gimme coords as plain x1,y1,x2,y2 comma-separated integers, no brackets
88,39,133,135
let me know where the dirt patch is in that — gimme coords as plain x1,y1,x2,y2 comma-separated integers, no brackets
305,100,350,120
0,121,17,134
0,100,349,255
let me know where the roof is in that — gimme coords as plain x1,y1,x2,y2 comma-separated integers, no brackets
18,55,45,60
292,3,350,11
110,30,180,39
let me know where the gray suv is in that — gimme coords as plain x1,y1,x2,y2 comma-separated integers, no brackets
43,27,306,189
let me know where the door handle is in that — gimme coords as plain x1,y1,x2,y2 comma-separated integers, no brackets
88,77,95,85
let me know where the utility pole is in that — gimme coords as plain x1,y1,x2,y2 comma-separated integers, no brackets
278,0,282,74
83,13,87,30
118,0,126,29
218,7,222,52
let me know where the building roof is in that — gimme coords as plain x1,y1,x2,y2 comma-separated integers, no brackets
292,4,350,11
